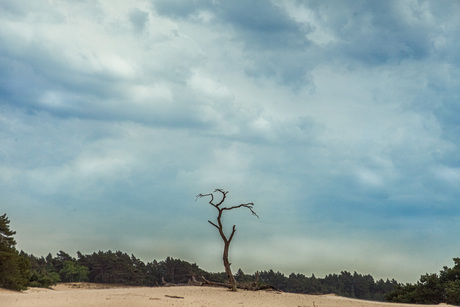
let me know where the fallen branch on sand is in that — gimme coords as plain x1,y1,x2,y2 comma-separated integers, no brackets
165,295,184,299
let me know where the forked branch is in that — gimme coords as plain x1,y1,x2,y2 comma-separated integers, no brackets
196,189,228,208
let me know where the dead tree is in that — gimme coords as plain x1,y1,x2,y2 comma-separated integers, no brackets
196,189,258,292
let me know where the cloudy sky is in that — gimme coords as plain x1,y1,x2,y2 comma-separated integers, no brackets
1,0,460,283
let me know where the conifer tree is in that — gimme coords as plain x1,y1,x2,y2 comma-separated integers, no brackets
0,213,30,290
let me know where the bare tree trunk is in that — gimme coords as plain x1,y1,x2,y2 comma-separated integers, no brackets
223,241,237,291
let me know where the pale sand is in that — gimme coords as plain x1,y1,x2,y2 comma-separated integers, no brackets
0,283,455,307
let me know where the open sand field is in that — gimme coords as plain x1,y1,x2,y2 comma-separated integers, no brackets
0,283,455,307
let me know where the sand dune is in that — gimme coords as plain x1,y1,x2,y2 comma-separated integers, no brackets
0,283,455,307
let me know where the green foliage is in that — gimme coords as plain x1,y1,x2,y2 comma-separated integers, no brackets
0,213,17,250
22,250,215,288
160,257,209,284
258,270,397,301
288,273,322,294
77,250,147,285
206,271,228,283
259,270,289,290
23,252,61,288
235,268,255,283
17,247,401,300
144,257,209,286
60,261,89,282
29,271,60,288
444,281,460,305
385,258,460,305
76,252,211,286
0,213,30,291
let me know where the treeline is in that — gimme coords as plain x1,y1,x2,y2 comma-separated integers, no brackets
23,250,211,287
16,250,396,301
385,258,460,305
246,269,397,301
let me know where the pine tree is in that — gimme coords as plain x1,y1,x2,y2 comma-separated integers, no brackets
0,213,30,290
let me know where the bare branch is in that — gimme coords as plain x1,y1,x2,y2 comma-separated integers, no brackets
208,220,219,229
196,192,213,202
228,225,237,243
196,192,219,209
222,203,259,218
214,189,228,207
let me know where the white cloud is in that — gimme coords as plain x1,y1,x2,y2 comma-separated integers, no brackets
355,168,384,188
395,0,434,27
188,70,233,99
128,84,173,104
433,166,460,186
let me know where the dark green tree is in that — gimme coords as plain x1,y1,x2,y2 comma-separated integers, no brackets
21,251,60,288
24,252,60,288
235,268,254,283
77,250,145,285
386,258,460,305
0,213,30,290
161,257,207,284
259,270,288,290
439,258,460,305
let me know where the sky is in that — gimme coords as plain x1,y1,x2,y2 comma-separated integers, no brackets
1,0,460,283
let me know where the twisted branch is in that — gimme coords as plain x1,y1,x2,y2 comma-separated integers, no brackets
196,188,228,208
222,203,259,218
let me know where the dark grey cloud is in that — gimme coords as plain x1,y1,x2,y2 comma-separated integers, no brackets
153,0,313,89
152,0,211,18
129,8,150,32
302,1,433,63
217,1,310,50
217,2,314,89
154,0,309,48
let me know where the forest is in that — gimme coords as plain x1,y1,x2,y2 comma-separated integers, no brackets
2,213,460,304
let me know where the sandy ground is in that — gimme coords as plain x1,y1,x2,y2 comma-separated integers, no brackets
0,283,455,307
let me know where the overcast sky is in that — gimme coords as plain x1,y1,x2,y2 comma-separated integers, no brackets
1,0,460,283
